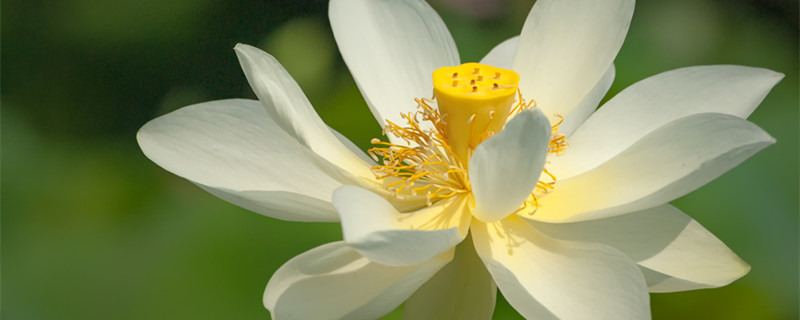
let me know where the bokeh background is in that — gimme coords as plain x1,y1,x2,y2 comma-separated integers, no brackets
3,0,798,318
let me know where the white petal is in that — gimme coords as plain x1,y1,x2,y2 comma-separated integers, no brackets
329,0,459,137
403,235,496,320
479,36,519,70
557,65,615,138
333,186,470,266
137,99,344,222
551,65,784,179
469,108,551,222
472,217,650,319
234,44,374,179
532,113,775,222
264,242,452,320
329,126,376,164
532,204,751,292
513,0,634,123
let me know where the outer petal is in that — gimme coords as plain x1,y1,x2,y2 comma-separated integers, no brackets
531,113,775,222
264,241,452,320
469,108,551,222
332,186,470,266
531,205,751,292
513,0,633,123
403,235,496,320
479,36,519,70
557,65,615,138
329,0,459,136
234,44,374,180
551,65,784,179
472,216,650,319
137,99,342,222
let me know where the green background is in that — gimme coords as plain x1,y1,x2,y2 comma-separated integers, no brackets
3,0,798,318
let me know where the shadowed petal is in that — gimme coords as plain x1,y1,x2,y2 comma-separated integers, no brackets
264,242,453,319
480,36,519,70
403,235,497,320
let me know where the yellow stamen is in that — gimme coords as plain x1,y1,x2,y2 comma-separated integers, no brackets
432,62,520,165
368,99,469,204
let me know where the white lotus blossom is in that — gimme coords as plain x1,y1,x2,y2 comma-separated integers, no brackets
137,0,783,318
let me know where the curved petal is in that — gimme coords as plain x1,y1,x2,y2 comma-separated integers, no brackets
234,44,374,180
513,0,634,124
551,65,784,179
469,108,551,222
329,0,459,138
531,204,750,292
479,36,519,70
332,186,470,266
403,235,496,320
264,241,453,320
137,99,342,222
531,113,775,222
557,64,615,138
329,126,376,164
472,216,650,319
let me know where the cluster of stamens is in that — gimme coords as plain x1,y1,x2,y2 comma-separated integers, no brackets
368,99,469,205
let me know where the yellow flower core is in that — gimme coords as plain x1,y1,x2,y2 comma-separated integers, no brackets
369,63,568,212
433,63,520,165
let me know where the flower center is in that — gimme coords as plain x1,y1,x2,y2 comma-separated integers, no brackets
369,63,566,212
432,63,520,165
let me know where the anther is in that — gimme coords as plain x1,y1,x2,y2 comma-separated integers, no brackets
472,86,478,93
493,83,499,89
473,68,480,75
477,75,483,81
452,80,458,87
470,79,476,85
494,72,501,79
452,72,458,78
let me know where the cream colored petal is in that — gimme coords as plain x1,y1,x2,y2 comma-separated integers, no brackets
264,242,453,320
551,65,784,179
234,44,374,180
469,108,551,222
557,64,615,137
137,99,341,222
532,204,750,292
329,0,459,142
333,186,470,266
329,126,376,164
531,113,774,222
513,0,633,124
479,36,519,70
403,235,496,320
472,217,650,319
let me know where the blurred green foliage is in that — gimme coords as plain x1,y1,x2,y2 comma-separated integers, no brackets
2,0,798,319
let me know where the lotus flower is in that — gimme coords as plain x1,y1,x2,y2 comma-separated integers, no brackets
137,0,782,318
